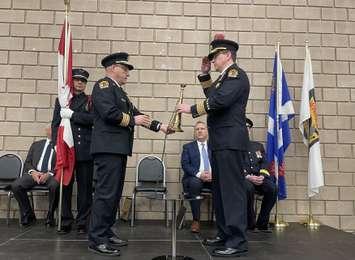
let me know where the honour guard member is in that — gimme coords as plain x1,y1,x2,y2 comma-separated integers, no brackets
88,52,173,256
243,118,277,233
52,68,94,234
177,34,250,257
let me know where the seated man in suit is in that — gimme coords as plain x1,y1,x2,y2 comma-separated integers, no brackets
181,121,211,233
243,118,277,232
11,126,58,227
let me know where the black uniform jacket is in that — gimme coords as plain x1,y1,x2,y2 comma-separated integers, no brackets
52,93,94,161
242,141,270,177
191,63,250,151
23,139,56,175
90,77,144,156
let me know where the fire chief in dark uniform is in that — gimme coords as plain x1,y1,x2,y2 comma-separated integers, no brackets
88,52,172,256
52,68,94,234
177,35,250,257
243,118,277,232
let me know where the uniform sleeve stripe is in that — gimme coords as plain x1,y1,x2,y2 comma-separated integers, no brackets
119,113,130,127
196,101,207,116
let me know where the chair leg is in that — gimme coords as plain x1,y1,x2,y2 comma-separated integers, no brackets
254,197,258,216
7,192,11,226
130,192,136,227
210,196,214,223
165,199,168,228
30,192,34,210
206,196,211,222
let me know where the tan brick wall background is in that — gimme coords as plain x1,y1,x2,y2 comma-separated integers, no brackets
0,0,355,231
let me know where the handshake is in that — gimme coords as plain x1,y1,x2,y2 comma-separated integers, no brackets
60,108,74,119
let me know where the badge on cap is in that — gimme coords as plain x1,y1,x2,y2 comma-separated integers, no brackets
99,80,109,89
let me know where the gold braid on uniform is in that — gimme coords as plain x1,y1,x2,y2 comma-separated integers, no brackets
198,74,212,89
119,112,130,127
259,169,270,176
191,99,209,118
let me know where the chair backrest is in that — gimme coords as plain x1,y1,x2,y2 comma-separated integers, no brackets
136,155,165,186
0,153,23,181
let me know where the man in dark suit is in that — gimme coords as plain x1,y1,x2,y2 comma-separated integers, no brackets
11,126,58,227
52,68,94,234
243,118,277,233
88,52,173,256
181,121,211,233
177,34,250,257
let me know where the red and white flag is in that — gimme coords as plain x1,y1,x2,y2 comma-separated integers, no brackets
54,19,75,186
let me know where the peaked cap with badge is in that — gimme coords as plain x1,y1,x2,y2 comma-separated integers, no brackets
207,33,239,61
101,52,134,70
72,68,90,82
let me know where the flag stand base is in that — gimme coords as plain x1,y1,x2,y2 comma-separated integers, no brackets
272,215,288,230
300,215,320,229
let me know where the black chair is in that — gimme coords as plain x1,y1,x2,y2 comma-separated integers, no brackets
130,155,167,227
0,153,23,225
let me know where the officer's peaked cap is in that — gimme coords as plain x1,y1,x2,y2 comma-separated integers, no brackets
208,38,239,61
101,52,134,70
72,68,89,82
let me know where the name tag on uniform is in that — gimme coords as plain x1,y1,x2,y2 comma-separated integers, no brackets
121,98,127,103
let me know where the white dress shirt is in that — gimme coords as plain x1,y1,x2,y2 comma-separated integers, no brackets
196,141,211,178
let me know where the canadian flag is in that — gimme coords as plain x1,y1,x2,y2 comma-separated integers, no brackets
54,19,75,186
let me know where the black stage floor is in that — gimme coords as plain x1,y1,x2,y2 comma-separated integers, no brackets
0,220,354,260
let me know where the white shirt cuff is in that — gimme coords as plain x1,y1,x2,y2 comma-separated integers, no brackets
196,171,202,178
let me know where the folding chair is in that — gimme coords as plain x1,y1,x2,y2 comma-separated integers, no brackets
130,155,167,227
0,153,23,225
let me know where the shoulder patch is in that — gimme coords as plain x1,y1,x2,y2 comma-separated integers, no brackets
228,68,238,78
99,80,109,89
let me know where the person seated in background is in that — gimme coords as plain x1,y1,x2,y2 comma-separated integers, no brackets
181,121,212,233
11,126,58,227
243,118,277,233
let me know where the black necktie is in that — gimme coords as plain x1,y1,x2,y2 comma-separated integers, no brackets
40,142,52,172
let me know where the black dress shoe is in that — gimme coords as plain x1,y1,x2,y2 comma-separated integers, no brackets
88,244,120,256
202,236,225,246
77,225,87,234
108,236,128,247
57,225,72,234
212,247,248,257
21,215,36,227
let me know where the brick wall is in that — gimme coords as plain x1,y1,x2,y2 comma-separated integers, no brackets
0,0,354,231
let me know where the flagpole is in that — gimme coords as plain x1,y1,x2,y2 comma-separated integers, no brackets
301,41,320,229
273,42,288,229
57,0,71,232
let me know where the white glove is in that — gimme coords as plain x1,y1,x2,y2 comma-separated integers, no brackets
60,108,74,119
